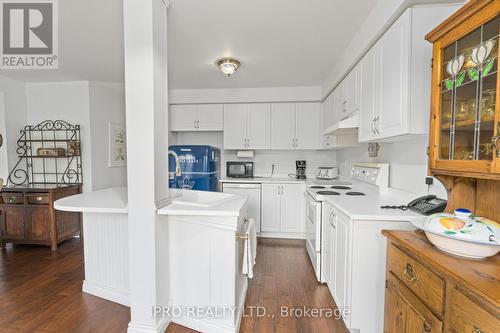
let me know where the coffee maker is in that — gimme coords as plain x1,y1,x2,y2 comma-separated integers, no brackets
296,160,307,179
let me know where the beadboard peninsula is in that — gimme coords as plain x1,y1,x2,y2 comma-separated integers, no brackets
54,187,249,333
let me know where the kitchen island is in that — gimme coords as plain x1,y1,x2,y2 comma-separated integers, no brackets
54,187,249,333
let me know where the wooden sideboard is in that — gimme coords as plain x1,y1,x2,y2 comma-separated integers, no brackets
0,185,81,250
382,230,499,333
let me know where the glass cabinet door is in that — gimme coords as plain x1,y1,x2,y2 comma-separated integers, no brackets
439,15,499,161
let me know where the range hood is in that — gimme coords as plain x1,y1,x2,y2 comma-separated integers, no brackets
324,114,359,135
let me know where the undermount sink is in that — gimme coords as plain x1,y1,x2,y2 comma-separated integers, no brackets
169,190,236,207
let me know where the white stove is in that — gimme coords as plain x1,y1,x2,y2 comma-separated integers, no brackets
304,163,389,281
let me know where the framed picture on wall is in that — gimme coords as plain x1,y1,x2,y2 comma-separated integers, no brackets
108,123,127,167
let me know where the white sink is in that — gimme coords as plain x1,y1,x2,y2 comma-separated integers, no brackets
169,190,236,207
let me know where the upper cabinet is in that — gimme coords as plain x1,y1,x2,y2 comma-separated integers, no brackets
359,7,458,143
170,104,223,131
426,0,500,179
271,102,321,150
224,103,271,150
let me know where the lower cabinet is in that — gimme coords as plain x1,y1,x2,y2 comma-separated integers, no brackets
321,201,336,288
384,273,442,333
333,210,350,312
261,183,305,235
383,232,500,333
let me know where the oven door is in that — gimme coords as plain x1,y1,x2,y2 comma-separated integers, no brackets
304,192,322,281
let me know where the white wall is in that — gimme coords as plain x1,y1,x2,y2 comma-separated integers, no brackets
26,81,93,191
89,81,127,190
336,137,447,198
173,132,337,177
0,75,28,174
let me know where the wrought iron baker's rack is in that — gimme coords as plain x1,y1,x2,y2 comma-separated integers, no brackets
7,120,83,186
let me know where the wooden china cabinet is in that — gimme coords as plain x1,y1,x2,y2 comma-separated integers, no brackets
383,2,500,333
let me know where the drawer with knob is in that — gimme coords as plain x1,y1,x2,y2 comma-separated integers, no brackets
26,194,50,205
1,193,24,204
448,287,499,333
387,244,445,316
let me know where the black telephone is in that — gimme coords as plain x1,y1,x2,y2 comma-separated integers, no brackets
407,195,447,216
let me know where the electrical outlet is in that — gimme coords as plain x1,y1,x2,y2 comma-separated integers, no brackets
425,177,434,186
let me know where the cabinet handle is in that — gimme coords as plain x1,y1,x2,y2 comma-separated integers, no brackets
375,116,380,134
34,196,43,202
423,322,431,332
473,327,485,333
371,118,376,134
402,263,417,283
8,196,17,203
194,120,197,129
236,234,249,241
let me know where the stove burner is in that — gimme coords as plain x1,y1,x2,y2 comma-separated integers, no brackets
331,186,351,190
316,191,340,195
310,186,326,189
346,192,366,196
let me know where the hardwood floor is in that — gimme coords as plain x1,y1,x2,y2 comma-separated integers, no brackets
0,238,347,333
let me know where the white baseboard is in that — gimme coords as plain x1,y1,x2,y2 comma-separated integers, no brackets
259,232,306,240
170,279,249,333
82,280,130,307
127,316,170,333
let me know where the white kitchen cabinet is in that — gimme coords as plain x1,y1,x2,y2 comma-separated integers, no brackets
322,93,336,131
223,103,271,150
170,104,223,131
346,64,361,117
359,45,379,142
321,202,336,286
280,184,304,232
358,7,448,142
295,103,321,149
223,104,247,149
334,210,351,314
378,9,410,138
270,103,295,149
261,184,281,232
261,183,305,235
270,102,321,150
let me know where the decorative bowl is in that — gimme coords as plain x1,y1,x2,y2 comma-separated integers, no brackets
411,214,500,259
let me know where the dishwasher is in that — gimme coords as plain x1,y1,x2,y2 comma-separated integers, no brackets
222,183,261,233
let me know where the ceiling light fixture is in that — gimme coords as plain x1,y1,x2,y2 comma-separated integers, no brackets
216,58,241,77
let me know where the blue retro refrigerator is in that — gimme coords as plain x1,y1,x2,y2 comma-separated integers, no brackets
168,145,220,191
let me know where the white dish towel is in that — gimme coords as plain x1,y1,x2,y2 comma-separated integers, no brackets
242,218,257,278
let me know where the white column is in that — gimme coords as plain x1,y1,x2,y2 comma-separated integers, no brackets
123,0,169,332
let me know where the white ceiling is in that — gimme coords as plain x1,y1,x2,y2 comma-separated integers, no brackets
0,0,379,88
167,0,379,89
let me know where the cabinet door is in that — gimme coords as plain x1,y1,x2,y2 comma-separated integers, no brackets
261,184,281,232
170,105,197,131
247,104,271,149
334,212,350,310
384,273,443,333
271,103,296,149
223,104,247,149
295,102,321,149
346,65,361,115
359,46,379,142
196,104,223,131
378,10,410,138
280,184,304,233
2,207,24,239
25,207,50,241
330,211,337,292
322,93,335,131
333,85,343,123
321,203,333,284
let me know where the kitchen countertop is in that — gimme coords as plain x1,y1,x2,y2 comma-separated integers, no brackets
157,188,247,216
54,187,128,214
319,182,426,222
54,186,248,217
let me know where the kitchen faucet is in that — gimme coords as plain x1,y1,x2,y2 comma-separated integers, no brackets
168,150,182,180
